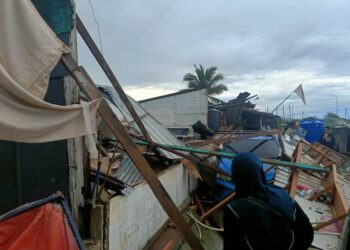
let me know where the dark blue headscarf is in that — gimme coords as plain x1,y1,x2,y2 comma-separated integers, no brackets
232,152,296,222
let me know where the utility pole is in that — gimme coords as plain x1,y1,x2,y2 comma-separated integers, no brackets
346,108,348,119
331,95,339,116
289,105,292,120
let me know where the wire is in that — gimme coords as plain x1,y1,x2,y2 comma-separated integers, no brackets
188,210,202,239
187,211,224,232
87,0,103,55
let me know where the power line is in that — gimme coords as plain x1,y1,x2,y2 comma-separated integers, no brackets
87,0,104,55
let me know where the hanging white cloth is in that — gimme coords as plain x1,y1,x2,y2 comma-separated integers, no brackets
0,0,100,143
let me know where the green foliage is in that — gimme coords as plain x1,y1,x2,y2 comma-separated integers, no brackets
183,64,227,96
324,112,350,127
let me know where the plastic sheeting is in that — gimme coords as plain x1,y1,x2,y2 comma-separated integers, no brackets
0,203,79,250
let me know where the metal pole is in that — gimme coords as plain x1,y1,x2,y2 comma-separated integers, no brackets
271,89,295,114
289,105,292,120
331,95,338,116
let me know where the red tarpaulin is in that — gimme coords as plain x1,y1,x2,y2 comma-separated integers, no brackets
0,203,79,250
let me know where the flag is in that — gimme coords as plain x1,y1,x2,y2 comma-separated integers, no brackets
294,84,306,105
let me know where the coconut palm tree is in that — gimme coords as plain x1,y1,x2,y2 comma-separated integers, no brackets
183,64,227,96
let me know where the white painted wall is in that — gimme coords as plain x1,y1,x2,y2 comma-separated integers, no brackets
140,89,208,128
108,163,197,250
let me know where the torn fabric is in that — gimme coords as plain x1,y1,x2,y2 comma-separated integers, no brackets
0,0,69,99
0,0,100,143
0,65,100,142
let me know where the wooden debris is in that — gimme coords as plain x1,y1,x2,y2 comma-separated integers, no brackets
61,19,204,249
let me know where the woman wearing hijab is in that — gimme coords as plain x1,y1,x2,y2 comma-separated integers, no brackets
224,152,313,250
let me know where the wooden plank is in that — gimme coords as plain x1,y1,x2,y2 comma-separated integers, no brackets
75,15,154,147
200,192,235,221
314,213,346,231
334,183,349,216
61,55,203,250
300,139,338,165
289,170,299,198
289,142,303,197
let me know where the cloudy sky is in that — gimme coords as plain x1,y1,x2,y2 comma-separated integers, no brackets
76,0,350,119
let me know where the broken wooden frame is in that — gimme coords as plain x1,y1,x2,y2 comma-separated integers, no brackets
62,13,343,247
61,56,203,250
60,16,204,250
276,141,349,231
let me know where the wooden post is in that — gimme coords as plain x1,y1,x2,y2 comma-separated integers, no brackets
289,142,303,197
61,55,203,250
75,15,154,147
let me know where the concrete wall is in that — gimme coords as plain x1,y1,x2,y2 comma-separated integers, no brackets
140,89,208,129
108,163,197,250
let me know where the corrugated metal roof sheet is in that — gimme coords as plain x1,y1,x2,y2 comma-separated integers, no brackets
113,156,144,187
98,85,184,159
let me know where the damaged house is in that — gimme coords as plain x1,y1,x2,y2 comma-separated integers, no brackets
0,1,350,250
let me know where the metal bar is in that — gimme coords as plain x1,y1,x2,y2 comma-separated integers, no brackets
60,195,86,250
75,14,153,146
0,193,86,249
127,132,231,177
60,55,203,250
0,193,60,220
272,89,295,113
134,140,329,173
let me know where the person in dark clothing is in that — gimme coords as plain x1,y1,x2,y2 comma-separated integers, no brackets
320,126,336,149
224,152,313,250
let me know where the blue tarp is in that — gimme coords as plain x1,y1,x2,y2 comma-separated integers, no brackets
216,140,277,200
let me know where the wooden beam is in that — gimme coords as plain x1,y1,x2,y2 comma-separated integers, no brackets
75,15,154,147
289,170,299,198
289,142,303,198
314,213,346,231
300,139,338,165
200,192,235,221
61,55,203,250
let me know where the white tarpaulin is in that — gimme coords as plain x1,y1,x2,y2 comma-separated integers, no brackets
0,0,100,143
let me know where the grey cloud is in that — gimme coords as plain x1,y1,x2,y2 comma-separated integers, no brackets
76,0,350,117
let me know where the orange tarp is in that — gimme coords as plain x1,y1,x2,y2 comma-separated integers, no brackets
0,203,79,250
